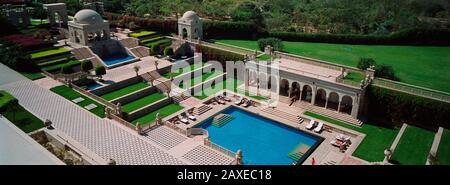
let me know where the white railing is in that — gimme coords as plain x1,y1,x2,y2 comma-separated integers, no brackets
203,137,236,158
373,78,450,103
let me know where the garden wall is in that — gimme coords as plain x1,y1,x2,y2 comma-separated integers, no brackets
91,76,143,96
126,98,172,122
366,86,450,131
111,86,157,105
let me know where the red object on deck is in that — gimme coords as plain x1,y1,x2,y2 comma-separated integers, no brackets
312,157,316,165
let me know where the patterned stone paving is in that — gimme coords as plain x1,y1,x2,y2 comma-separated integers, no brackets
144,126,188,150
182,145,234,165
0,80,185,165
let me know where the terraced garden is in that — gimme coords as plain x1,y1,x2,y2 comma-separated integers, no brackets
129,30,157,39
162,62,205,79
122,92,166,113
30,47,71,60
391,125,435,165
38,58,82,72
179,70,223,88
50,85,105,118
100,82,150,101
130,103,184,125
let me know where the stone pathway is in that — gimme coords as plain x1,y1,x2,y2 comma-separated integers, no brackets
427,127,444,165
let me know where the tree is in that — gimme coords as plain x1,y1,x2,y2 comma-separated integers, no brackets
375,64,398,81
164,47,174,56
133,65,140,76
31,5,47,24
160,0,192,20
257,37,284,51
81,61,93,72
151,44,160,55
0,42,32,71
357,58,376,70
61,64,73,74
231,1,264,26
95,66,106,80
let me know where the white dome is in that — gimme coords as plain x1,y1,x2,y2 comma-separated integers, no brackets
181,11,199,21
73,9,103,25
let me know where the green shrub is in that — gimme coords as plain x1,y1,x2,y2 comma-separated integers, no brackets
257,37,284,51
357,58,376,70
151,44,160,55
375,64,398,81
61,64,73,74
81,60,93,72
163,47,173,56
0,90,18,110
95,66,106,77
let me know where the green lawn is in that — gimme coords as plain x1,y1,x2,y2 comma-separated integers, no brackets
391,125,434,165
1,104,45,133
1,91,44,133
256,54,271,61
30,47,71,60
162,62,205,79
216,39,450,92
143,39,172,48
50,85,105,118
194,78,268,100
437,129,450,165
122,93,166,113
304,111,399,162
40,59,81,72
100,82,150,101
130,103,184,125
20,71,45,80
141,37,165,45
129,31,157,38
30,19,49,26
343,72,365,83
179,70,223,88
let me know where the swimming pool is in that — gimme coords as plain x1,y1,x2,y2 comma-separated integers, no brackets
195,107,321,165
86,82,103,91
101,53,135,67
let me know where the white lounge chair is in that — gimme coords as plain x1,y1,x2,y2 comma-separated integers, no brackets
336,134,351,141
178,115,188,124
186,111,196,120
234,96,243,105
305,120,316,130
314,122,324,133
242,99,252,107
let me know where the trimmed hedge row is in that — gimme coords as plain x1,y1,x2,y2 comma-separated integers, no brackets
195,44,245,63
203,20,264,40
268,28,450,46
367,85,450,131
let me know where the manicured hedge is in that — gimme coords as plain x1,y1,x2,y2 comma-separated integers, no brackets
30,47,71,60
129,31,157,39
268,28,450,46
105,12,177,33
203,20,264,40
367,86,450,130
195,44,245,62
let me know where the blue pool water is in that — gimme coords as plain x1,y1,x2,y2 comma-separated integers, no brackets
196,107,319,165
86,82,103,91
101,53,135,66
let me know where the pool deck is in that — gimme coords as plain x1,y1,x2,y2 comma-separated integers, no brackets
102,56,172,83
166,90,368,165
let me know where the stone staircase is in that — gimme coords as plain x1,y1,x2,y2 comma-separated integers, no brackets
129,46,149,58
72,47,104,67
119,38,139,48
212,114,235,127
306,106,363,126
172,94,191,103
193,105,212,115
261,107,304,124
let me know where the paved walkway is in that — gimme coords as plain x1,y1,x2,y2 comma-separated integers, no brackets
102,56,172,83
0,64,232,165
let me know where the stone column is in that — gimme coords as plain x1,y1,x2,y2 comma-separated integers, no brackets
325,93,330,109
351,95,360,118
311,85,317,105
